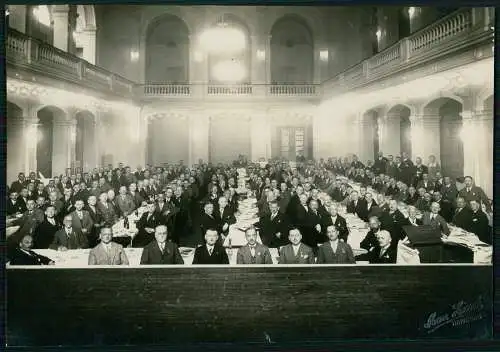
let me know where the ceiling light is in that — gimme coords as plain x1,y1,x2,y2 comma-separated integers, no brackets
130,50,139,62
199,16,246,54
319,50,329,61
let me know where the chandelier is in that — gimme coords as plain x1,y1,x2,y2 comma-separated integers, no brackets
212,59,247,82
199,15,246,54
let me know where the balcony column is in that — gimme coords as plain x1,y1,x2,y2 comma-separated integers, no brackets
189,34,206,97
313,41,321,84
80,28,97,64
188,113,210,166
409,114,441,163
250,113,271,161
377,7,400,50
52,5,70,52
266,35,272,84
52,118,76,176
16,107,40,177
461,110,493,197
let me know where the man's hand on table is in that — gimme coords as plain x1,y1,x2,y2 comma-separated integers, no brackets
315,224,321,233
222,223,229,231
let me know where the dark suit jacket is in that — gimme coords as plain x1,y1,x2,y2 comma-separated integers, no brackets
468,210,491,244
279,243,315,264
70,210,94,235
215,206,236,234
360,229,380,252
441,184,458,203
451,207,473,231
369,245,397,264
192,244,229,264
458,186,491,212
89,242,130,265
346,199,367,221
50,228,89,250
9,248,53,265
6,199,25,215
97,202,118,226
416,180,436,193
33,218,60,249
380,210,410,241
322,215,349,242
199,213,220,239
317,241,355,264
140,241,184,265
257,212,290,248
236,244,273,264
422,212,450,235
303,209,323,248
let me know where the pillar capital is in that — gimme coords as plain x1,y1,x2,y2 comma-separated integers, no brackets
52,5,70,14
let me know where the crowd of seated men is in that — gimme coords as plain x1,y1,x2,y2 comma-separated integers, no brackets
6,150,493,266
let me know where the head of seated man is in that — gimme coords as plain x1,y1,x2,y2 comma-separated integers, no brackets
350,190,359,202
423,192,432,203
376,230,392,250
288,228,302,246
204,202,214,216
245,227,258,247
11,234,55,266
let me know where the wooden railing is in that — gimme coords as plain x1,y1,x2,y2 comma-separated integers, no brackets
6,8,493,100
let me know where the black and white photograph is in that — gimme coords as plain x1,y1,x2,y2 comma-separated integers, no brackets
4,3,496,349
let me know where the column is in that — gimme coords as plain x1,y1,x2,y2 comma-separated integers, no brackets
189,113,210,166
409,114,441,162
52,119,75,176
377,7,400,51
265,35,272,84
52,5,70,52
93,117,102,168
80,28,97,64
20,106,41,177
462,110,493,197
378,115,400,157
313,42,321,84
250,113,271,161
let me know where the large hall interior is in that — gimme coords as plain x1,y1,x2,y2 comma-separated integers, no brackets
5,5,494,262
4,4,496,345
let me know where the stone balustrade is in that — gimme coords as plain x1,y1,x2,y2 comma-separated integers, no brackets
6,8,494,100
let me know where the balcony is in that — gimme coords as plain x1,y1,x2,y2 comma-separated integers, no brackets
6,8,494,102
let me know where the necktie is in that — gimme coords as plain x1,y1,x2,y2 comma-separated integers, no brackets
208,247,213,255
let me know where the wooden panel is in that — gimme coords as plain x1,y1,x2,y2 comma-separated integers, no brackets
6,266,491,346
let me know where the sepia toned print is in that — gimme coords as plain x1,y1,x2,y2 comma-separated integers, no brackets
5,4,494,346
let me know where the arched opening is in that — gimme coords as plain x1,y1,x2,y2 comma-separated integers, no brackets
147,115,189,165
373,113,380,158
7,102,24,183
145,14,190,84
75,111,96,172
270,15,314,84
386,104,412,158
398,7,411,39
204,14,251,84
424,98,464,179
37,106,67,178
26,5,53,44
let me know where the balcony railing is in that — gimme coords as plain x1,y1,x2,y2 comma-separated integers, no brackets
6,8,494,101
6,28,135,97
323,7,493,93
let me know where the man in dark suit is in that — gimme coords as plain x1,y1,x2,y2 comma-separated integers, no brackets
140,225,184,265
33,205,60,249
192,229,229,264
432,191,453,223
199,202,220,243
304,199,323,251
7,191,25,216
50,215,89,251
468,200,491,244
134,202,161,247
368,230,397,264
70,200,94,244
278,228,315,264
458,176,491,213
422,202,450,236
322,204,349,242
215,196,236,238
257,201,290,248
317,225,355,264
441,176,458,204
236,227,273,264
451,197,473,231
9,234,55,266
97,192,118,227
346,190,367,220
417,173,435,193
412,157,428,187
400,152,414,186
380,200,409,242
10,173,28,194
373,152,388,175
360,215,385,255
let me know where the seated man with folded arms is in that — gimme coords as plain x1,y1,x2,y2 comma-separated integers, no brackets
192,229,229,265
88,227,129,265
236,227,273,264
278,228,315,265
140,225,184,265
317,225,355,264
9,234,55,266
368,230,397,264
50,215,89,251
